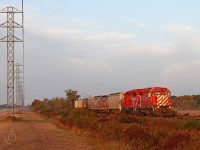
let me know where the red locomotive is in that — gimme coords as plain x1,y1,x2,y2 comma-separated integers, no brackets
121,87,175,116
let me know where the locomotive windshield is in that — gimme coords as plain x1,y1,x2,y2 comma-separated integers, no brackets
162,90,171,96
156,91,161,95
148,89,171,97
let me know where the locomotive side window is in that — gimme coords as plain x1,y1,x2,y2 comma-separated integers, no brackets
131,93,136,101
148,92,151,97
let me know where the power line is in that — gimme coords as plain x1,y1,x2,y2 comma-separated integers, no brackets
21,0,26,108
0,4,24,116
0,9,6,103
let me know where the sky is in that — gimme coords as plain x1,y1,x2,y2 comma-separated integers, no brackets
0,0,200,105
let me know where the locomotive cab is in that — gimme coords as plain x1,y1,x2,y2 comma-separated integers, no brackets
149,88,175,117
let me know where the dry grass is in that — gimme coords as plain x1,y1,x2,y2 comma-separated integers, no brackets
0,111,96,150
37,109,200,150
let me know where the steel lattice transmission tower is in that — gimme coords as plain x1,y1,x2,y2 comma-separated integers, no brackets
15,63,24,107
0,2,24,116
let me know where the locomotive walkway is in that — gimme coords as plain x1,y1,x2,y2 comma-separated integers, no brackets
0,111,95,150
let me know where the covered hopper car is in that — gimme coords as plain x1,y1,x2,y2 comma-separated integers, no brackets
75,93,123,112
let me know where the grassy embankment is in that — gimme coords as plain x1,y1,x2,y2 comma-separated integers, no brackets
36,108,200,150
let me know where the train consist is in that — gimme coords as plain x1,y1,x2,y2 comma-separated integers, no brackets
75,87,175,117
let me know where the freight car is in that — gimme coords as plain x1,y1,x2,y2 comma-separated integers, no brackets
122,87,175,116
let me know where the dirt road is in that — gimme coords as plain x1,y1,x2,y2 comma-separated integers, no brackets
0,110,8,121
0,111,95,150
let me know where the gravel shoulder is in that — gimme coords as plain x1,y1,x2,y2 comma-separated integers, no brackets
0,111,95,150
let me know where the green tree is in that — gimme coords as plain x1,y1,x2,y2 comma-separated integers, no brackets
65,89,80,110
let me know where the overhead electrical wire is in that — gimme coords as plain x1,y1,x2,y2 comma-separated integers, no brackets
0,26,7,104
0,31,6,74
22,0,25,104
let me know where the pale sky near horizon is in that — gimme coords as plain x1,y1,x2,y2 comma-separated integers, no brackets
0,0,200,105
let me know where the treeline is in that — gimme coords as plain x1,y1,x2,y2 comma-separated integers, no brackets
31,97,66,112
31,89,79,112
172,95,200,110
31,90,200,111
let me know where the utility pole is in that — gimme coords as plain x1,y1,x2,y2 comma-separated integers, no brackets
0,1,24,116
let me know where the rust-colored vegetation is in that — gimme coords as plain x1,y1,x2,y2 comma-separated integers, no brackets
172,95,200,110
31,97,200,150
